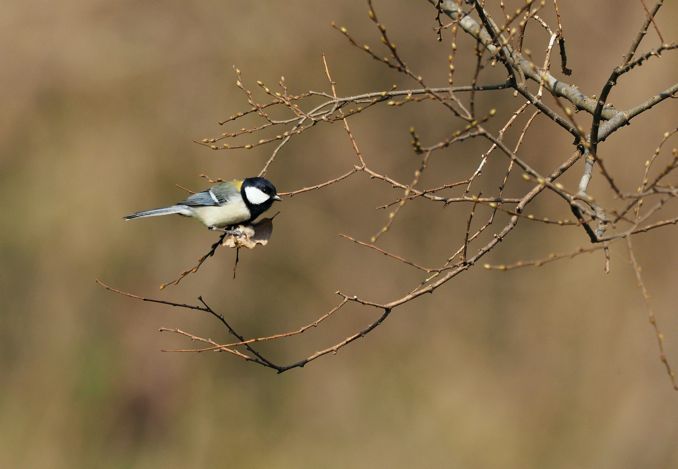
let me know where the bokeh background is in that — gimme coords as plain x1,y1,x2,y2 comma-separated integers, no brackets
2,1,677,468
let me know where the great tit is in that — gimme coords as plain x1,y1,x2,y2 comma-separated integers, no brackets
124,177,280,229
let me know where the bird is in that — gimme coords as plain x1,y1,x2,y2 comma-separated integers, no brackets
124,177,280,230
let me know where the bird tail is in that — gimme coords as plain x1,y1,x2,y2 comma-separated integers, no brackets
123,205,192,221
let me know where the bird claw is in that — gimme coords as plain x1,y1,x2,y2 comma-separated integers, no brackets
209,226,245,237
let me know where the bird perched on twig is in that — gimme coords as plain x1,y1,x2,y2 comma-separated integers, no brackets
124,177,280,230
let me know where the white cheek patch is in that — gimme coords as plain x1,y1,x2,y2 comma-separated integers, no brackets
244,186,271,205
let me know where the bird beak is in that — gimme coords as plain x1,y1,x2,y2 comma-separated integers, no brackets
273,195,281,201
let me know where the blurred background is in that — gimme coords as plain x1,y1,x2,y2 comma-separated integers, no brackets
1,1,677,467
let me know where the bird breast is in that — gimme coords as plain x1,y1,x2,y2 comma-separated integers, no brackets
189,199,251,227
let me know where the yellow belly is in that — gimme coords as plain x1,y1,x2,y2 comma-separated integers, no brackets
190,201,250,227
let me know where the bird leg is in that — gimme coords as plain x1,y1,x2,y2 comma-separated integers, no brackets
209,226,245,237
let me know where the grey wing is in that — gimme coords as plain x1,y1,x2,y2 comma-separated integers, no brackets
180,182,239,207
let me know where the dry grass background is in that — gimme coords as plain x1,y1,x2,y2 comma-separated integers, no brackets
1,1,677,467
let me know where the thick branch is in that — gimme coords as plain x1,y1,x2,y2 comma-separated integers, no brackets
436,0,619,119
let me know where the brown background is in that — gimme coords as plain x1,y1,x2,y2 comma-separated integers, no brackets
1,1,677,467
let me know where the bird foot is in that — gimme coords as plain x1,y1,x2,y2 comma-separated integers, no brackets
209,226,245,237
